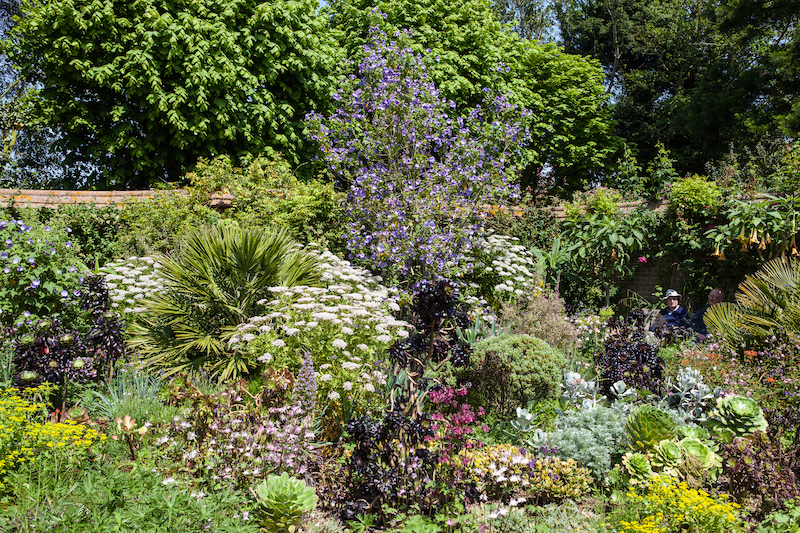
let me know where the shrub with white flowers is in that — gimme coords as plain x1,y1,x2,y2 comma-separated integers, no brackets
229,247,407,432
462,233,540,310
102,256,163,316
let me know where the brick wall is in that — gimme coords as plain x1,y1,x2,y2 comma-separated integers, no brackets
0,188,233,209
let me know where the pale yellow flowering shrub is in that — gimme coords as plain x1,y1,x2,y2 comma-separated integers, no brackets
459,444,592,503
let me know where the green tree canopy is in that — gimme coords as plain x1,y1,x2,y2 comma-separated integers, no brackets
556,0,799,178
325,0,618,195
4,0,340,188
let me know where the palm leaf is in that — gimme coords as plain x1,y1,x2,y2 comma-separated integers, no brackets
129,224,321,381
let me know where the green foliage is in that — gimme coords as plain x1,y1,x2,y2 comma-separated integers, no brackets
667,174,722,219
465,334,567,418
5,0,339,187
500,294,578,352
128,225,321,382
116,189,219,257
705,257,800,354
625,404,678,453
548,405,628,482
706,395,768,440
705,195,800,265
561,205,650,307
607,143,646,200
0,460,256,532
47,204,124,267
757,498,800,533
0,218,85,327
185,155,346,250
325,0,617,195
253,472,318,533
564,187,623,221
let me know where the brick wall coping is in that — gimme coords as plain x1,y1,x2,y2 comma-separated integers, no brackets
0,188,234,209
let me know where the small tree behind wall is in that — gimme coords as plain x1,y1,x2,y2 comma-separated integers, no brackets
306,28,530,285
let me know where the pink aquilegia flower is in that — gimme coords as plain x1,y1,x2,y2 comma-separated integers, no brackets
638,256,647,263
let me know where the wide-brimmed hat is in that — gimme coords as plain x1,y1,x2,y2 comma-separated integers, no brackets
663,289,681,299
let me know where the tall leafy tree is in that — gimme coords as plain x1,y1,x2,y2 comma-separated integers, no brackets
325,0,617,195
555,0,798,180
4,0,340,188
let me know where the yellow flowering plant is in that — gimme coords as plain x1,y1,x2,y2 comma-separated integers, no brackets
0,385,105,492
606,474,746,533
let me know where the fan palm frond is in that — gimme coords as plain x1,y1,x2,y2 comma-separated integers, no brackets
129,225,321,381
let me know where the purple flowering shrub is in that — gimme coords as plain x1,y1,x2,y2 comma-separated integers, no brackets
153,376,316,491
306,28,530,283
0,218,84,327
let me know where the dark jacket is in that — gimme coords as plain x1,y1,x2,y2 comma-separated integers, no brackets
691,306,710,335
654,305,688,329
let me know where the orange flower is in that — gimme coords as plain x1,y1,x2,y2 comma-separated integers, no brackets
766,377,776,383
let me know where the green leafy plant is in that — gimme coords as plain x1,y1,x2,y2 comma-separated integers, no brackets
667,174,722,220
625,404,678,452
706,395,768,440
464,334,567,419
128,224,321,381
252,472,318,533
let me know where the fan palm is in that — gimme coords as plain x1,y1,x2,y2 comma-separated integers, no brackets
705,257,800,352
128,224,321,381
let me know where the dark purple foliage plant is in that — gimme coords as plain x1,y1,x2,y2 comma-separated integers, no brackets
340,280,476,525
12,273,126,407
306,27,531,283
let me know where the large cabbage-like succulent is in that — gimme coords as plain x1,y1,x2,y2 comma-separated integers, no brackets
680,437,720,470
652,439,682,472
622,452,653,486
626,404,678,452
677,424,712,442
706,395,768,440
253,472,318,533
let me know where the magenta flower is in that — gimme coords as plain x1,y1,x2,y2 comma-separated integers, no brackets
638,256,647,263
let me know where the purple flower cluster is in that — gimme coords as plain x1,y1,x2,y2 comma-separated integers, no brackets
307,27,531,282
293,351,317,414
0,218,82,327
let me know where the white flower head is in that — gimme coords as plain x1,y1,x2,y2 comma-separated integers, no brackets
331,338,347,349
328,391,340,400
271,339,286,348
342,381,353,391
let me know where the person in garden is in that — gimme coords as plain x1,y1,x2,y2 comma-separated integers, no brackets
651,289,689,330
691,288,724,341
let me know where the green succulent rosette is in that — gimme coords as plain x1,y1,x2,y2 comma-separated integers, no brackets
626,404,678,452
